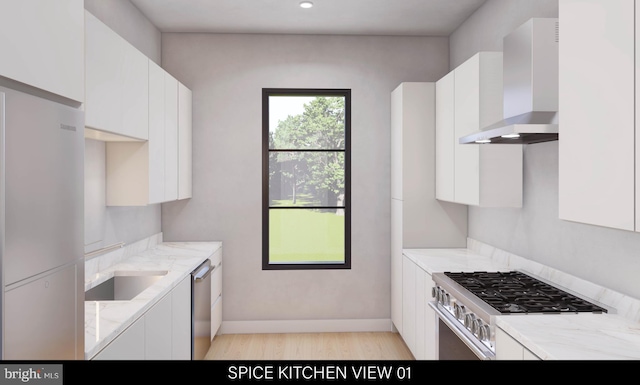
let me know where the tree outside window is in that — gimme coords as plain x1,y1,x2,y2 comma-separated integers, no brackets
263,89,351,270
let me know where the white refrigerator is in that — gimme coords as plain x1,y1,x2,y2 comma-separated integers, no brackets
0,85,84,360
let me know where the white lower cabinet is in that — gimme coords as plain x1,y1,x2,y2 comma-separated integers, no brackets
92,275,191,360
145,290,173,359
92,316,145,360
424,274,436,360
172,274,192,359
210,248,223,337
495,327,540,360
400,255,435,360
401,257,416,356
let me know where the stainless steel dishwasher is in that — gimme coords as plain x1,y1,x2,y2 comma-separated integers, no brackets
191,259,212,360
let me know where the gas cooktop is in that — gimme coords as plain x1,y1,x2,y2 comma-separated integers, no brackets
443,271,607,314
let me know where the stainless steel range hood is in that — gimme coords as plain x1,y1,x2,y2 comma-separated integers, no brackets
459,18,559,145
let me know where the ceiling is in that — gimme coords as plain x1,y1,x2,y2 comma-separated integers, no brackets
129,0,488,36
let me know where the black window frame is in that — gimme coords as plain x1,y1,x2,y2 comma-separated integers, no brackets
262,88,351,270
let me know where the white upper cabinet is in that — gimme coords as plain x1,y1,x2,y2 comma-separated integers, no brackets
435,72,455,201
148,60,167,204
165,73,179,201
178,83,193,200
559,0,636,232
436,52,523,207
0,0,84,103
106,61,186,206
85,11,149,140
148,60,179,204
85,10,193,206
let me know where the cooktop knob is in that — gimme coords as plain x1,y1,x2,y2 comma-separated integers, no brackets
454,303,466,320
472,319,482,336
464,313,476,330
479,324,491,342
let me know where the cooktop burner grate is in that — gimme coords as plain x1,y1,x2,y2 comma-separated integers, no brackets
444,271,607,314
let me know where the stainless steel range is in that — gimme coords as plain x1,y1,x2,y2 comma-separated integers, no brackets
430,271,608,360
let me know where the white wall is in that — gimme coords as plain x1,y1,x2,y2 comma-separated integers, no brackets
452,0,640,301
160,33,449,323
83,0,162,252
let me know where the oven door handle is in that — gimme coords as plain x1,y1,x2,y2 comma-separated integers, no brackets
429,302,495,360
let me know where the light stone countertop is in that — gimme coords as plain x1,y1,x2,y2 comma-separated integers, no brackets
495,313,640,360
403,245,640,360
402,248,510,275
84,241,222,360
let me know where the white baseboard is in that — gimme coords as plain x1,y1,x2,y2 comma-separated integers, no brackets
219,318,393,335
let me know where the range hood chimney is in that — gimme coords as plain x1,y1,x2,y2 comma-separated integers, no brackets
459,18,559,145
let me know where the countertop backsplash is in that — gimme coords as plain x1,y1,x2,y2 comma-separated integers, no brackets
467,238,640,324
84,232,163,281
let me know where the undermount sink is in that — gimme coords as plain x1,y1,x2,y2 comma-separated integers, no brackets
84,270,168,301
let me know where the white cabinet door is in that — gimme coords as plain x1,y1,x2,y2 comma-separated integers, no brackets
559,0,635,231
400,256,432,360
148,61,179,204
145,292,173,360
495,327,540,360
148,60,166,204
165,73,179,201
107,63,181,206
424,272,436,360
391,86,403,201
436,52,522,208
454,54,483,206
0,0,84,102
435,71,455,202
212,296,222,338
212,262,222,300
85,11,149,140
93,317,145,360
391,199,403,334
401,256,416,357
172,276,192,359
415,269,426,360
637,0,640,233
178,83,193,200
454,52,519,207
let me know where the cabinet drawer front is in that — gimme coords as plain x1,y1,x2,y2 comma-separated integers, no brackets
212,263,222,300
211,296,222,338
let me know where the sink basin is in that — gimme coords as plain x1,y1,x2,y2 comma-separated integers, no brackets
85,271,168,301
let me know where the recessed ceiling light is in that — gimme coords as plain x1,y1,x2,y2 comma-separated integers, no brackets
300,1,313,9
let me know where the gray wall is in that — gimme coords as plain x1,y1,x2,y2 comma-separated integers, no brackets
452,0,640,301
161,33,449,321
450,0,559,68
83,0,162,252
84,0,161,64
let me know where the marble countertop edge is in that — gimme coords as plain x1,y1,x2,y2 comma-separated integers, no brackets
84,241,222,360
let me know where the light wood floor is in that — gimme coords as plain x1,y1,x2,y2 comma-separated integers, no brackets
204,332,414,360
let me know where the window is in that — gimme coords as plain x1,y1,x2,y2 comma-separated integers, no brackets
262,89,351,270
